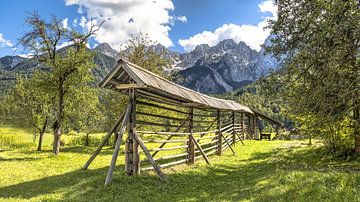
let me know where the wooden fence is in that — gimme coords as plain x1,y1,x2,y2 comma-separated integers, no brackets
82,89,258,185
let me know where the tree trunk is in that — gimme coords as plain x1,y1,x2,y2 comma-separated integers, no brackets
37,117,48,151
354,105,360,153
85,133,89,146
53,83,65,155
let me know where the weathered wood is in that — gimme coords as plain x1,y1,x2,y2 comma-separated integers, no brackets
125,89,136,176
137,111,189,122
221,133,236,155
141,152,188,163
131,90,140,175
190,135,211,164
114,83,141,90
134,133,167,181
241,113,245,140
137,130,189,136
141,159,188,171
216,110,222,155
83,111,125,170
104,103,132,186
188,107,195,164
137,100,189,115
195,144,218,153
143,139,188,143
234,131,245,145
145,145,188,152
232,111,236,145
151,120,188,157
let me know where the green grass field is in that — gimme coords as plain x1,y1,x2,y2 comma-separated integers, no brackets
1,127,360,202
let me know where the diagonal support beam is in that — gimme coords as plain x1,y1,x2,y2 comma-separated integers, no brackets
104,104,132,186
190,135,211,165
83,111,125,170
235,131,245,146
151,119,188,158
221,133,236,155
134,132,167,181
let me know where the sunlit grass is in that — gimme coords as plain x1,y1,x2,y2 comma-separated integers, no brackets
1,127,360,201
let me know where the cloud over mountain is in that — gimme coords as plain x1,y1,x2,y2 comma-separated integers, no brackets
65,0,187,50
178,0,277,52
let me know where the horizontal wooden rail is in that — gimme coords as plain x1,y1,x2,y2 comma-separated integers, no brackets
198,139,218,147
137,111,188,122
141,152,188,163
137,131,189,136
137,100,189,115
143,145,188,152
195,144,218,153
143,139,188,143
141,159,188,171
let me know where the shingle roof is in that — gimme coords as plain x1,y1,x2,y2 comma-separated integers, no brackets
100,59,282,126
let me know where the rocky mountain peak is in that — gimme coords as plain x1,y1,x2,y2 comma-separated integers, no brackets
94,42,119,59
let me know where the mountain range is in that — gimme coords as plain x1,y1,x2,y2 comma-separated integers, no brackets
0,37,278,96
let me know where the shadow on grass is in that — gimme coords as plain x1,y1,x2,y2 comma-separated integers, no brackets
1,145,360,201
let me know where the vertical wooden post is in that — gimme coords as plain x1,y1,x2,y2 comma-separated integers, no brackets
216,110,222,155
187,107,195,164
241,113,245,140
126,89,138,176
232,111,236,145
253,116,257,140
248,115,251,140
104,104,132,186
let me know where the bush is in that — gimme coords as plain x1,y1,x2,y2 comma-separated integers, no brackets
0,134,35,148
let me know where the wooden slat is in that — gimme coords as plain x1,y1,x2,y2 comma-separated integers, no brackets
134,133,167,181
137,111,188,122
190,135,210,164
137,130,189,136
105,103,132,186
144,145,188,152
143,139,188,143
141,152,188,163
137,100,189,115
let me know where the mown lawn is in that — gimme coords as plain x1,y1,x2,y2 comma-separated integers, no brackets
1,128,360,201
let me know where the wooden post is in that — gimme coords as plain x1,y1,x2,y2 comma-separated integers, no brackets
104,104,132,186
134,133,167,181
187,107,195,164
232,111,236,145
216,110,222,155
253,116,256,140
241,113,245,140
131,90,140,175
190,135,211,165
126,89,138,176
83,111,125,170
248,115,252,140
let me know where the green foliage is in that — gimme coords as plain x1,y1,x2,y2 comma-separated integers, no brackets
124,32,172,78
267,0,360,153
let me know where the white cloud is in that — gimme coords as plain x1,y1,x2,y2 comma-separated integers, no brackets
62,18,69,29
0,33,13,48
73,18,78,27
178,0,277,52
64,0,185,50
176,16,187,23
259,0,277,16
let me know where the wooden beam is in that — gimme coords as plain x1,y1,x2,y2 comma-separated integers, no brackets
134,133,167,181
221,133,236,155
151,120,188,157
232,111,236,145
115,83,141,90
188,107,195,164
190,135,211,165
104,103,132,186
83,111,125,170
216,110,222,155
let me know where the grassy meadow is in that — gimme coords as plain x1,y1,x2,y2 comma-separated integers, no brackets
1,126,360,201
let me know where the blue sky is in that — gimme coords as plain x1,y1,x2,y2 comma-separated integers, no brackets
0,0,276,57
